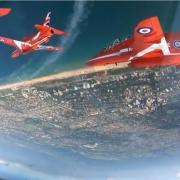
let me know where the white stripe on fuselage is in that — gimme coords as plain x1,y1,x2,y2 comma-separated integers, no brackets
13,36,49,53
31,36,49,47
26,29,50,45
89,48,132,62
30,29,52,47
13,31,50,53
32,32,41,41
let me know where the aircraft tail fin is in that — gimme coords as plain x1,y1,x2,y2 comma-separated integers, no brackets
43,12,51,26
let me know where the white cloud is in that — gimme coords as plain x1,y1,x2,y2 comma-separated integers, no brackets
176,172,180,178
0,159,9,166
0,158,82,180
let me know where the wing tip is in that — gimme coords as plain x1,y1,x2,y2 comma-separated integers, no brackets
0,8,11,16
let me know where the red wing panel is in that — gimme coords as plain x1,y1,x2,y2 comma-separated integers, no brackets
35,24,66,35
34,24,49,32
129,55,180,68
11,49,21,58
0,36,31,51
51,27,67,35
0,36,17,47
133,16,164,53
22,34,36,42
0,8,11,16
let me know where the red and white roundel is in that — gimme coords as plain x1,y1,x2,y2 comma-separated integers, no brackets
137,27,152,35
174,40,180,48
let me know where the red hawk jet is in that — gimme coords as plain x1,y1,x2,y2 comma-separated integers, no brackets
0,8,11,16
87,16,180,68
0,12,67,58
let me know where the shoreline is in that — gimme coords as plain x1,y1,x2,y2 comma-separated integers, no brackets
0,62,129,90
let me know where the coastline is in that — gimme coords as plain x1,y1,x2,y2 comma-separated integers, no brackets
0,62,129,90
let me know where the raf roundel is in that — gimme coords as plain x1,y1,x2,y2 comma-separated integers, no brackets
137,27,153,35
174,40,180,48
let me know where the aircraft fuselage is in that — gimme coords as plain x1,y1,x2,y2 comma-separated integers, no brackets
11,28,54,58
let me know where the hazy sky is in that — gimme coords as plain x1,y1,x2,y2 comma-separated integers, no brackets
1,134,180,180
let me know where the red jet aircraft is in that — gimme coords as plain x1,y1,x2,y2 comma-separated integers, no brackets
0,12,67,58
87,16,180,68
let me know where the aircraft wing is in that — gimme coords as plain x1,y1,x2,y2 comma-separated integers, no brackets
36,45,64,51
128,16,170,61
0,36,31,50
